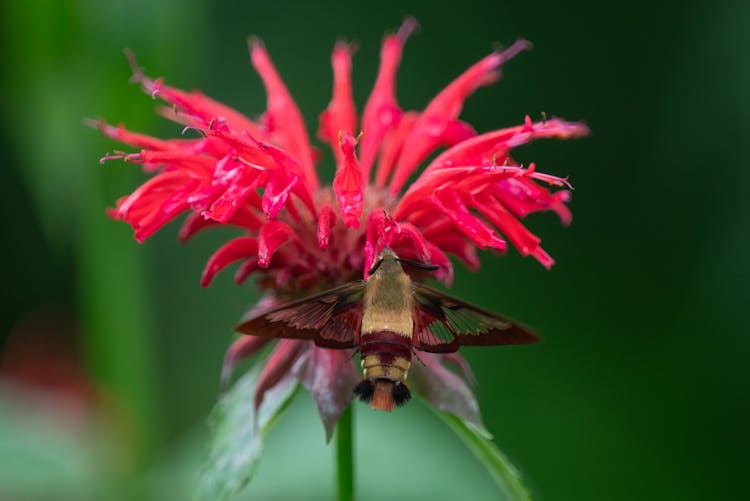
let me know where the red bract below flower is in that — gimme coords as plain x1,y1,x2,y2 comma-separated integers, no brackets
94,19,588,438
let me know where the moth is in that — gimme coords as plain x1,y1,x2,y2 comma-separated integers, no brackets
236,248,538,412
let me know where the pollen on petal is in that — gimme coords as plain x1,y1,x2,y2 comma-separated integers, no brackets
201,236,259,287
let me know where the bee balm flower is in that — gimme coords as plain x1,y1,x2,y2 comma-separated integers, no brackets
94,19,588,437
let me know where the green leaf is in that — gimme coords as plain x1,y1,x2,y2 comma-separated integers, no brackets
435,410,533,501
196,365,299,500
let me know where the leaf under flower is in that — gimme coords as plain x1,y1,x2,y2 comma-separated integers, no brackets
197,365,298,501
435,410,532,501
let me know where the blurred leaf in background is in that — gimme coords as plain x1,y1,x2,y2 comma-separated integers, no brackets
1,0,748,500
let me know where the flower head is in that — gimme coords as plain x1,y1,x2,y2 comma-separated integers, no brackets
94,19,587,437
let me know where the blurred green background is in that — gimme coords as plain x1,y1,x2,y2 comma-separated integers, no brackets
1,0,748,499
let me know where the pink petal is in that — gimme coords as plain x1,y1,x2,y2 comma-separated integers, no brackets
388,40,531,194
409,352,488,435
443,352,478,388
201,236,259,287
254,340,305,412
292,346,359,441
318,42,357,168
249,39,318,191
431,189,507,251
360,18,417,178
333,133,365,229
257,221,295,268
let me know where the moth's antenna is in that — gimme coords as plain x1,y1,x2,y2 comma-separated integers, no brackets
396,258,439,271
367,258,384,275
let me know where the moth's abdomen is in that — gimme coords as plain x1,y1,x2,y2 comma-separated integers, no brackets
360,331,411,380
355,331,412,411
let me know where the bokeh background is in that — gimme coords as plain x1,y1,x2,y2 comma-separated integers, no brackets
1,0,748,499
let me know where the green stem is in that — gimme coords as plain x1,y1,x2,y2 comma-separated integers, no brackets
336,406,354,501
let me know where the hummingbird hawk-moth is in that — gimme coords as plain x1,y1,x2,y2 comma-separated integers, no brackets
236,248,538,412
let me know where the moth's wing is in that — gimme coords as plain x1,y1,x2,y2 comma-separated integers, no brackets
236,281,366,349
412,284,539,353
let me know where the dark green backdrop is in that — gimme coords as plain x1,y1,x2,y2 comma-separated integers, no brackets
1,0,747,499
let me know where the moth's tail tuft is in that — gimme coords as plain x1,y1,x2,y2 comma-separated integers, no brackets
371,379,394,412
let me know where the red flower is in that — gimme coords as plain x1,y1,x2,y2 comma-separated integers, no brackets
94,19,587,437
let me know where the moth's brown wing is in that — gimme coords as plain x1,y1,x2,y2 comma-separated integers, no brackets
236,281,366,349
412,284,539,353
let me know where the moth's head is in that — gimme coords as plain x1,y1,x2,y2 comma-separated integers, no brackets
367,248,401,276
367,247,440,276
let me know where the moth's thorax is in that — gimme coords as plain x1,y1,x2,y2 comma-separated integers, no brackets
361,256,414,335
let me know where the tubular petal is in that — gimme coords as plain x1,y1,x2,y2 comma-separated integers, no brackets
258,221,296,268
424,118,590,174
319,42,357,168
333,133,365,228
363,210,389,277
474,192,553,267
201,237,259,287
249,136,317,217
359,18,417,177
249,39,319,191
89,120,176,151
127,53,267,138
262,172,299,221
203,158,265,223
423,242,454,286
374,111,418,188
389,222,432,263
431,189,507,251
234,257,261,284
317,204,336,250
389,41,531,193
